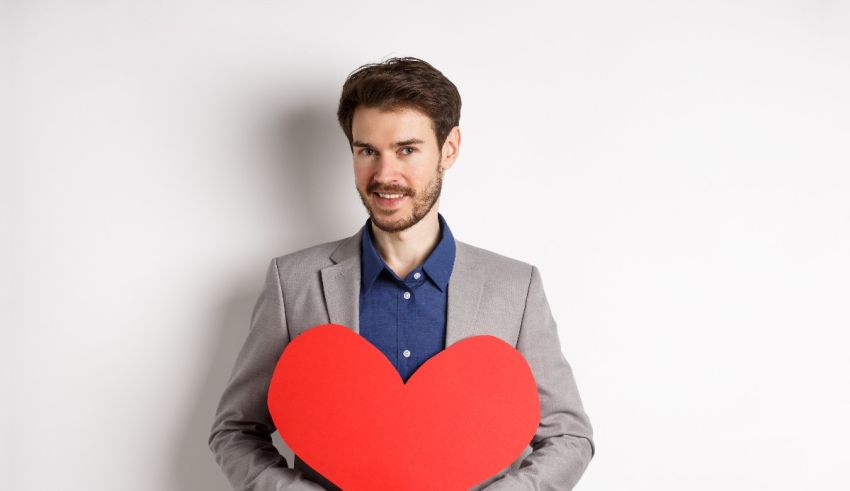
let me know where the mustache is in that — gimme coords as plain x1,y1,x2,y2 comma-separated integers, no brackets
367,183,413,196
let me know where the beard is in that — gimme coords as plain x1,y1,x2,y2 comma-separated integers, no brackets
357,163,444,233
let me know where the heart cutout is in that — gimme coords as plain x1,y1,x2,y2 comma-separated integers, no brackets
267,323,540,490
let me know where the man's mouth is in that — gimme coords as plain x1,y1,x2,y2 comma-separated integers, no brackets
373,192,407,208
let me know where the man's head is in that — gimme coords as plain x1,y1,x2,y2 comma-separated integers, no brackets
337,57,461,233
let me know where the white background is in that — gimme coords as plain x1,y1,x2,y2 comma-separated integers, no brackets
4,1,849,490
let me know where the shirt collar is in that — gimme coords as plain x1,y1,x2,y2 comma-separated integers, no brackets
360,212,456,293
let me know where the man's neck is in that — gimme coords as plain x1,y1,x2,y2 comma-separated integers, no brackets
370,207,441,280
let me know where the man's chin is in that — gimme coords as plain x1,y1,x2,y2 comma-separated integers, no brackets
370,213,416,233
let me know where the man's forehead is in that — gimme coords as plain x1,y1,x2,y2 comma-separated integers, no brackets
351,106,435,144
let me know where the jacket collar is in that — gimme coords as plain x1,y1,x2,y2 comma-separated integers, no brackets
320,218,485,348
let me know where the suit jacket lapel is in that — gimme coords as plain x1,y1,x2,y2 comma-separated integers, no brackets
445,241,486,348
320,227,363,334
319,227,485,346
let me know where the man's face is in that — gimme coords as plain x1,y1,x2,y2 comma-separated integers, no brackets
351,105,457,233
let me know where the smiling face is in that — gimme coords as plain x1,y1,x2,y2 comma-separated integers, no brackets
352,105,459,233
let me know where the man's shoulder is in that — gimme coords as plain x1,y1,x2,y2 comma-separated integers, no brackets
456,240,534,280
268,232,538,285
272,236,349,273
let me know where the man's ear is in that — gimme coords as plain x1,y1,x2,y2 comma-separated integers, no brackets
440,126,461,171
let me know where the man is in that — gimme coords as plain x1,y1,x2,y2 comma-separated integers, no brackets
209,57,595,490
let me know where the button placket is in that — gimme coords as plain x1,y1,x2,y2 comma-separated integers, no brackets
398,282,415,378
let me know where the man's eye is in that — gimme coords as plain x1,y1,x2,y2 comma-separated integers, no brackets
360,148,375,156
401,147,416,155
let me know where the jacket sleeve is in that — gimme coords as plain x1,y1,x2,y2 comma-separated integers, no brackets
482,265,595,490
208,257,326,490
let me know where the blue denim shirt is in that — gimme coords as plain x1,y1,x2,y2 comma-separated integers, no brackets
359,212,456,382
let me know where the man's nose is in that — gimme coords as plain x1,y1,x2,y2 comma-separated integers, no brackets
373,152,403,182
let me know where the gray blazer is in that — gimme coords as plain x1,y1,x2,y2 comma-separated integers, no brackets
209,225,595,490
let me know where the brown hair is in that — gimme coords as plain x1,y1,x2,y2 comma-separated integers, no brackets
336,56,461,152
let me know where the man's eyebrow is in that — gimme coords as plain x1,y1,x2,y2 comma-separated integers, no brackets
352,138,425,148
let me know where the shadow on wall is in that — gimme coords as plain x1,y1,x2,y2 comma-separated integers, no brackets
171,96,352,490
269,101,357,248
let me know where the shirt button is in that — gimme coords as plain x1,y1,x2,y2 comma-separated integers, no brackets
413,272,421,280
402,349,411,358
403,291,411,300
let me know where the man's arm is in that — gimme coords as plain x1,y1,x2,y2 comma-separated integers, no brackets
483,265,595,490
209,257,326,491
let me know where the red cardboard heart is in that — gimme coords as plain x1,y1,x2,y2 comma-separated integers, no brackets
267,323,540,490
